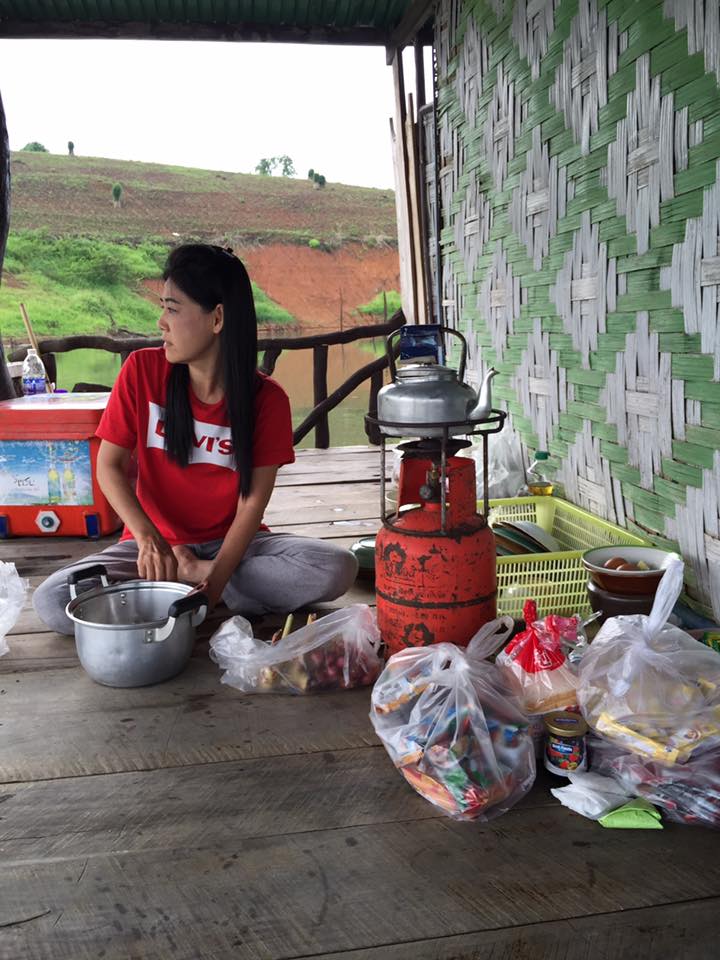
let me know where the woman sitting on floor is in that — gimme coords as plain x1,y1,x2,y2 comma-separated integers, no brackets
33,243,357,634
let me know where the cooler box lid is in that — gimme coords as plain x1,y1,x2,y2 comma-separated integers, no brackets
0,392,110,439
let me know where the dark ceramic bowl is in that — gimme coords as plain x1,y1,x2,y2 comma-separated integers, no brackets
581,546,679,596
586,578,657,623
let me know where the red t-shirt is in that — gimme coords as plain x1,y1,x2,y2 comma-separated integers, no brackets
96,347,295,545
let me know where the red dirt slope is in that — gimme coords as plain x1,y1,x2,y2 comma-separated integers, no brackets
239,242,399,330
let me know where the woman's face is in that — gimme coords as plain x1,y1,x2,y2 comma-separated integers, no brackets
158,279,222,365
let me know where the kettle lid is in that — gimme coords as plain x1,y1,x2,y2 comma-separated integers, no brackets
395,363,458,382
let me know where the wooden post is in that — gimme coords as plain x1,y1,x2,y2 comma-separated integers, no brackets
259,344,282,376
405,92,428,324
0,89,17,401
414,38,426,109
313,344,329,449
366,368,384,445
391,48,417,325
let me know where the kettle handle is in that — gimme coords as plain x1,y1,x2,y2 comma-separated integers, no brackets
386,326,468,381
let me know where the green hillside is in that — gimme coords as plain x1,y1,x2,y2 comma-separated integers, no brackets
1,152,398,341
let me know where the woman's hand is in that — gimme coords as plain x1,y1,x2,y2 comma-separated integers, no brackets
192,577,224,611
136,531,178,582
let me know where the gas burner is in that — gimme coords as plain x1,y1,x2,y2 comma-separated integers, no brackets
396,437,471,459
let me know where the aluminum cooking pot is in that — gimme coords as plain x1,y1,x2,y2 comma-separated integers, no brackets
66,563,208,688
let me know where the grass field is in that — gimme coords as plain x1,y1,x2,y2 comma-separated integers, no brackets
8,151,398,246
1,230,297,339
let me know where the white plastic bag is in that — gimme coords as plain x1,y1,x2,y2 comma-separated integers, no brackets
370,618,536,821
0,561,27,657
461,425,525,500
578,558,720,764
209,604,383,694
550,771,633,820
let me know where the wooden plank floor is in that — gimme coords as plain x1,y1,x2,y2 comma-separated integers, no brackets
0,446,718,960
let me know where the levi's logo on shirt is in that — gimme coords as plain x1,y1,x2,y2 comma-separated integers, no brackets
146,402,235,469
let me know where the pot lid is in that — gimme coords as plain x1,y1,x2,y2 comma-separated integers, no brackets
66,578,192,628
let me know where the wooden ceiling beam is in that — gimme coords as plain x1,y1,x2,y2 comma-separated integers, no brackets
385,0,435,64
0,19,393,45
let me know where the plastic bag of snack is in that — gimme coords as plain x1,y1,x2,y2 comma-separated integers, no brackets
370,618,536,821
590,737,720,829
577,558,720,764
495,600,579,714
0,561,27,657
209,604,383,694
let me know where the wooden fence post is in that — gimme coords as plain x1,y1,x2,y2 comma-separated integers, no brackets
313,344,329,449
259,344,282,376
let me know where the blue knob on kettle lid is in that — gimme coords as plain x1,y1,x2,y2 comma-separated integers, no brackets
399,324,445,365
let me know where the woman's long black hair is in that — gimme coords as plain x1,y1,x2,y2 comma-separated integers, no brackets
161,244,258,498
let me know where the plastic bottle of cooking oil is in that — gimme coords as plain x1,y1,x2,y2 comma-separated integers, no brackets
526,450,553,496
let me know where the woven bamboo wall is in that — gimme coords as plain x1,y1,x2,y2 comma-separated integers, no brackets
432,0,720,618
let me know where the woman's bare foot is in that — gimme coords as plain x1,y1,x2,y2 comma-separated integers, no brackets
173,545,213,584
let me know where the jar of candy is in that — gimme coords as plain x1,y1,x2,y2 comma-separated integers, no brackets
543,711,588,776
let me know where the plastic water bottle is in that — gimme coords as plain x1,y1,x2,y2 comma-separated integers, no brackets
526,450,553,496
21,348,47,395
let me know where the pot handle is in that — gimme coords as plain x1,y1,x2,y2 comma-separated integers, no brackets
68,563,109,601
150,592,208,644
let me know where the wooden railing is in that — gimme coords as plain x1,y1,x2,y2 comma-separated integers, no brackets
8,312,405,448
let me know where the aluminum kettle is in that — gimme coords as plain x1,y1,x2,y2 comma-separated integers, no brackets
377,326,497,437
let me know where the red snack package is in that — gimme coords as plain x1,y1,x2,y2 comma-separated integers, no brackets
496,600,579,714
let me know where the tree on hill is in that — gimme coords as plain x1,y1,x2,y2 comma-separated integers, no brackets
112,183,123,208
307,168,314,180
255,156,296,177
313,172,327,189
21,142,48,152
277,155,295,177
68,141,74,156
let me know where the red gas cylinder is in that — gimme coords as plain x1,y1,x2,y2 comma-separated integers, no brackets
375,453,496,656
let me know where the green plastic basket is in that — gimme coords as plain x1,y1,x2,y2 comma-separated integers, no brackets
487,497,649,619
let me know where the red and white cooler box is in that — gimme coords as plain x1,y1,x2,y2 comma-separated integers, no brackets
0,393,121,538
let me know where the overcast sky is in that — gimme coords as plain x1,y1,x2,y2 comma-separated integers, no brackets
0,39,407,190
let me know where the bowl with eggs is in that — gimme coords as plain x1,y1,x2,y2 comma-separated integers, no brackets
581,546,681,596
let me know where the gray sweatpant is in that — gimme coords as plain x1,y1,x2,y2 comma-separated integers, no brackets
32,533,359,635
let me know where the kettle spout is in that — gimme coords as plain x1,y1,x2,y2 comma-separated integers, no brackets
468,367,497,420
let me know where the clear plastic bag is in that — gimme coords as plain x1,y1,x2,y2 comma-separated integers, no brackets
0,561,28,657
495,600,579,714
209,604,383,694
578,559,720,764
370,618,536,821
460,424,526,500
590,737,720,828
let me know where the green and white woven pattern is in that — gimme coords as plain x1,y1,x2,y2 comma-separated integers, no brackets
431,0,720,617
